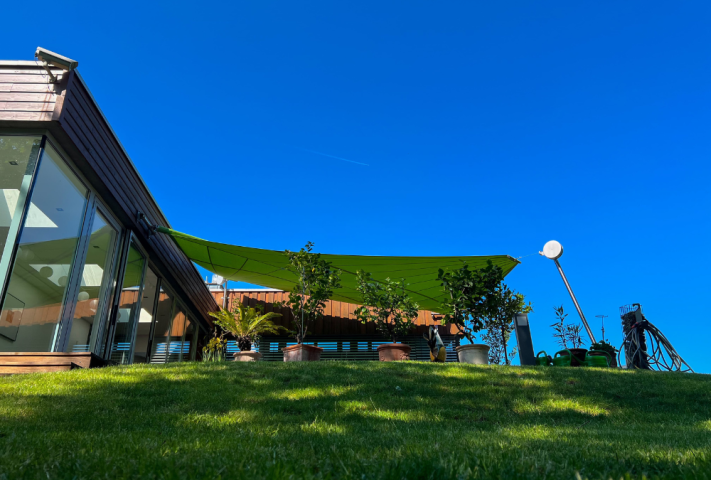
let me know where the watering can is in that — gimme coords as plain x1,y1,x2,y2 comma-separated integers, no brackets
585,350,611,368
536,351,552,366
552,349,572,367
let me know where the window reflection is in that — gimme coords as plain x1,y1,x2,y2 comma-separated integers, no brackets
65,212,119,353
0,136,41,272
150,288,174,363
109,243,146,364
133,267,158,363
0,145,89,352
183,316,197,361
167,306,186,362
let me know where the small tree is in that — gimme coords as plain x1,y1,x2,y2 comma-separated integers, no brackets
550,305,586,350
353,271,419,343
551,305,569,349
482,290,533,365
209,301,284,352
281,242,341,344
566,323,585,349
437,260,503,343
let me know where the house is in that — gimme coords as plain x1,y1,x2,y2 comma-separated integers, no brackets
0,48,218,373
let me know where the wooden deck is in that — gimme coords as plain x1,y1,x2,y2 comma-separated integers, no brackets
0,352,105,375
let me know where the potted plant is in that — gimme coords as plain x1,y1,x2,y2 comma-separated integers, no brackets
551,305,587,366
589,339,618,367
482,289,533,365
208,301,284,361
438,260,502,365
278,242,341,361
354,271,419,361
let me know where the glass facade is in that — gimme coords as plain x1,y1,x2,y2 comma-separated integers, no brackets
108,243,146,364
0,136,42,284
0,135,203,364
65,211,119,353
150,288,174,363
168,305,187,362
0,145,89,352
133,266,159,363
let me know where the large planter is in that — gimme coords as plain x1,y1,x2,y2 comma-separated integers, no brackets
377,343,411,361
233,351,262,362
456,344,490,365
282,344,323,362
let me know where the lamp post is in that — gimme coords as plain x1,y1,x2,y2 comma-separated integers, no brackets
540,241,596,344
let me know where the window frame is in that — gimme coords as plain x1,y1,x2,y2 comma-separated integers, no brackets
0,134,46,314
101,232,149,363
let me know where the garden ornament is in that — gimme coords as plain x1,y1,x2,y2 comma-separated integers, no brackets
425,326,447,362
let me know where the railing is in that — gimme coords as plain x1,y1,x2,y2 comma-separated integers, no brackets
150,342,191,363
226,335,461,362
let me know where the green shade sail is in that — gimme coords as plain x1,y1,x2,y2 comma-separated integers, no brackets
157,227,520,313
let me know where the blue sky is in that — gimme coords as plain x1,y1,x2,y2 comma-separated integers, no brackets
3,1,710,372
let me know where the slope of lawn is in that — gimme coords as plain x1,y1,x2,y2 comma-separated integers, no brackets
0,361,710,480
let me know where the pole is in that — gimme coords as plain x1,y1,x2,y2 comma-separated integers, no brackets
553,259,596,344
595,315,608,342
223,281,228,310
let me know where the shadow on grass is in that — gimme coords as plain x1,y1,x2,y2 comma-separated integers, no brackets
0,361,709,479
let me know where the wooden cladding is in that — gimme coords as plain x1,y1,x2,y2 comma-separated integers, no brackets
0,65,65,121
211,290,459,336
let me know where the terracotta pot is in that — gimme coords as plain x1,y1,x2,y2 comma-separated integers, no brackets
233,351,262,362
377,343,411,361
567,348,588,367
282,344,323,362
456,344,490,365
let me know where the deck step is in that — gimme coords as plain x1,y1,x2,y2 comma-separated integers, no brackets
0,352,105,370
0,362,81,375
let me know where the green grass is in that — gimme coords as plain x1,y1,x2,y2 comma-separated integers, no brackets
1,362,710,480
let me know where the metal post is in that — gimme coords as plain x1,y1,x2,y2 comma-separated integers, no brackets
553,259,596,344
222,281,228,310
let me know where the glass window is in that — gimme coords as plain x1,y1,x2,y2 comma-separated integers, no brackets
182,315,197,361
0,136,42,284
65,211,119,353
108,243,146,364
150,287,174,363
167,306,186,363
133,267,159,363
0,145,89,352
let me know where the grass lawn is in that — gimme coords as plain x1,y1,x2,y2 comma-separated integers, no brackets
0,361,709,480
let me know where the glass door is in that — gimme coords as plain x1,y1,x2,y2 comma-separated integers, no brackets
167,304,186,362
62,208,121,353
0,136,42,294
132,266,159,363
150,287,174,363
106,239,147,364
0,144,90,352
